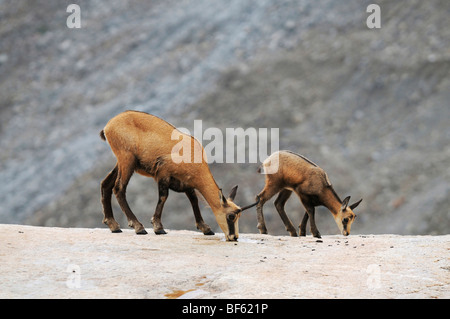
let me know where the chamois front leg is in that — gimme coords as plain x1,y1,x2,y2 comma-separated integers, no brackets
185,189,214,235
305,206,321,238
299,211,308,236
151,181,169,235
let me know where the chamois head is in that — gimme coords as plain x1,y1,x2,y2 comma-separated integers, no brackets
333,196,362,236
216,185,259,241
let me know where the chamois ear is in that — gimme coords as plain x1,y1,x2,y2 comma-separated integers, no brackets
341,196,351,211
219,189,228,207
349,198,363,210
228,185,238,201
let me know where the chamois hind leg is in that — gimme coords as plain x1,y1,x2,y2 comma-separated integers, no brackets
274,189,297,237
151,180,169,235
256,184,280,234
113,156,147,235
101,164,121,233
185,189,214,235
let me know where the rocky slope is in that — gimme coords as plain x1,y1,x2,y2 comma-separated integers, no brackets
0,224,448,299
0,0,449,235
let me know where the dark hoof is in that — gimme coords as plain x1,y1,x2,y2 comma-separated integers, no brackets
136,229,148,235
154,229,167,235
257,224,268,234
203,230,215,236
111,229,122,233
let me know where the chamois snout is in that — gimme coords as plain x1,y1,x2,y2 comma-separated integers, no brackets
336,196,362,236
335,213,354,236
218,186,260,241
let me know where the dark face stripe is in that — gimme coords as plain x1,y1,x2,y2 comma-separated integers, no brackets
342,221,347,230
227,215,235,238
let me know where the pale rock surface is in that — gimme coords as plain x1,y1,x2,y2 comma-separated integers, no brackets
0,224,448,298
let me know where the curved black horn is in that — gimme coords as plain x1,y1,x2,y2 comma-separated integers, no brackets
239,196,260,213
349,198,363,210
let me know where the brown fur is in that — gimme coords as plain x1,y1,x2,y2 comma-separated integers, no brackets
99,110,256,241
256,150,362,238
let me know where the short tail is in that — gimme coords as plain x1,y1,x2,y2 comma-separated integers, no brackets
257,165,263,174
99,130,106,141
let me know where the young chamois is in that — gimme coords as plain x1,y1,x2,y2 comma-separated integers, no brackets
255,150,362,238
100,111,258,241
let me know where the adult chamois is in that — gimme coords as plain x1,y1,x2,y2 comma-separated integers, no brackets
255,150,362,238
99,111,258,241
